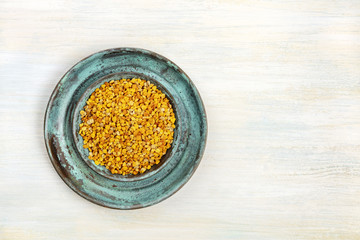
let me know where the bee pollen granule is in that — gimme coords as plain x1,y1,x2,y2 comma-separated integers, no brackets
79,78,176,175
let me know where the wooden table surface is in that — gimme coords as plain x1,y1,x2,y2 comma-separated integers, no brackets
1,0,360,239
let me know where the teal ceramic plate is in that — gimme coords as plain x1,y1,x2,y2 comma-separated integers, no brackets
44,48,207,209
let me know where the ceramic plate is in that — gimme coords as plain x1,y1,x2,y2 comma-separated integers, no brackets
44,48,207,209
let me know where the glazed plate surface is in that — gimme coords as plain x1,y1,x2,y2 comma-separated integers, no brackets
44,48,207,209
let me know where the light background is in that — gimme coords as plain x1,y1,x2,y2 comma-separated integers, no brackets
1,0,360,239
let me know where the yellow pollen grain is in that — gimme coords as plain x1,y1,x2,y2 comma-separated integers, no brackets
79,78,175,175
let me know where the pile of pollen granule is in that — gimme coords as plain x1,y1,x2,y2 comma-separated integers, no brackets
79,78,176,175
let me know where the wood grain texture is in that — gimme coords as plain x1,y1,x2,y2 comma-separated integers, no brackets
0,0,359,239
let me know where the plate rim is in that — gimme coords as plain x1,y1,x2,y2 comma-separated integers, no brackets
44,47,208,209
